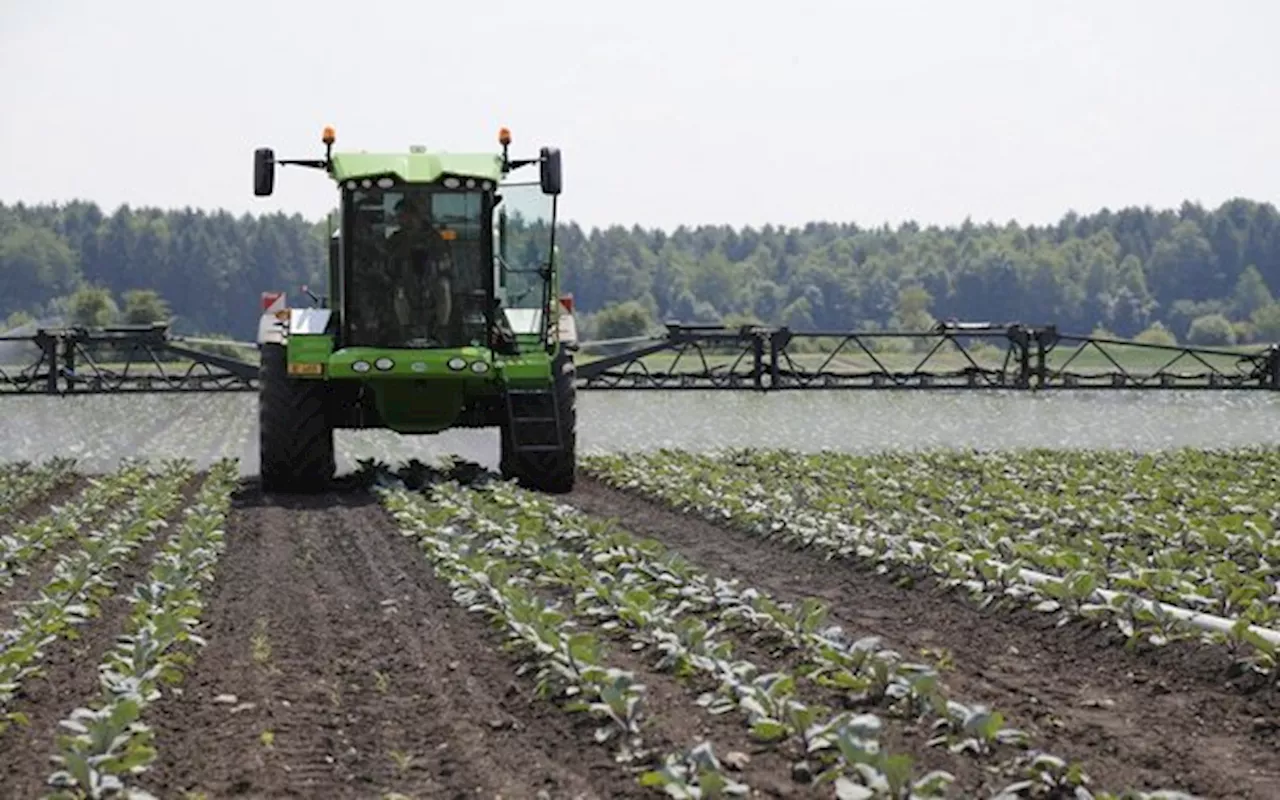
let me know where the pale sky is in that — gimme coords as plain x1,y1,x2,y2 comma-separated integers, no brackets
2,1,1278,231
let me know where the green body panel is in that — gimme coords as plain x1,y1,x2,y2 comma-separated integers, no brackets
357,344,555,433
280,336,559,433
496,349,557,387
327,346,497,380
329,152,503,184
370,380,465,433
287,334,334,365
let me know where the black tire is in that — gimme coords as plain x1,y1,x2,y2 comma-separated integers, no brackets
501,349,576,493
259,342,335,493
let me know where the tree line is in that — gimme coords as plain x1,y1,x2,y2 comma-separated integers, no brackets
0,201,326,339
2,197,1279,347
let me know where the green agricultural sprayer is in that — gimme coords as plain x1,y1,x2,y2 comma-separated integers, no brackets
250,125,578,494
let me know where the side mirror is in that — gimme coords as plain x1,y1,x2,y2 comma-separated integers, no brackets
254,148,275,196
539,146,562,195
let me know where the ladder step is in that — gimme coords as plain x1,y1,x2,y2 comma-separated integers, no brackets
511,415,557,424
515,444,564,453
512,427,560,440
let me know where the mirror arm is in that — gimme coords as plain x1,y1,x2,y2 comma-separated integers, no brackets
277,158,329,170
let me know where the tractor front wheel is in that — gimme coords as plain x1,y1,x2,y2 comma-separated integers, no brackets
259,342,335,493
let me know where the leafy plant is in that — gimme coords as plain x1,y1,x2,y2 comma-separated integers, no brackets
42,459,238,797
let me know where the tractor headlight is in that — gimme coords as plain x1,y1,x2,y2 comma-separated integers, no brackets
352,360,371,373
447,357,467,371
470,361,490,374
375,357,394,371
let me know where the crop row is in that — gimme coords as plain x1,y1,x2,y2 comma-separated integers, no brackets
44,458,239,799
0,460,195,736
582,449,1280,677
1,462,152,595
729,448,1280,612
382,475,1187,798
0,457,77,517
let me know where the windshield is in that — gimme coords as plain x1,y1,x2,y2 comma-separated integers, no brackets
344,185,489,348
495,181,554,311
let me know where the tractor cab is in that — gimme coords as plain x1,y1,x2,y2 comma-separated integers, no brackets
259,128,562,356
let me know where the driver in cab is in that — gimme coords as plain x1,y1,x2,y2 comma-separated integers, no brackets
389,194,454,344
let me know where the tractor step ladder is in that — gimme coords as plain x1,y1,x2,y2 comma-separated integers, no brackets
504,386,564,453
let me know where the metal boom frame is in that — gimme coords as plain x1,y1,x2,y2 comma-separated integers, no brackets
2,321,1277,396
0,325,258,396
575,322,1280,391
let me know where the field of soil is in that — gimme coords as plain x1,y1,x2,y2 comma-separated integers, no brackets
564,476,1280,799
2,458,1278,798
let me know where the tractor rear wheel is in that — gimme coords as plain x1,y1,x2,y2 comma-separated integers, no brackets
500,349,576,494
259,342,335,493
